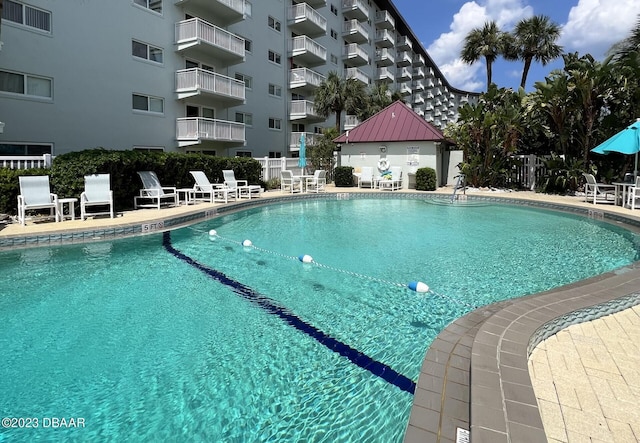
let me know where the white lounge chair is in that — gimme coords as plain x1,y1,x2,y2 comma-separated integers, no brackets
80,174,114,220
190,170,236,203
582,173,615,204
134,171,178,209
306,170,326,193
626,176,640,209
359,166,376,189
17,175,60,225
379,166,403,191
223,170,262,199
281,170,302,193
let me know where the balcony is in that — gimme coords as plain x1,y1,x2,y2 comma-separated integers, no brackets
344,115,360,130
292,0,326,7
342,0,368,21
175,18,245,64
290,35,327,67
376,67,394,83
396,51,412,67
290,67,326,92
345,67,369,85
412,93,424,105
342,19,368,44
342,43,368,67
399,82,411,96
290,100,323,122
412,67,425,79
290,132,322,150
176,117,245,147
374,48,394,66
375,29,394,48
174,0,246,25
175,68,245,105
396,35,412,51
397,66,411,81
288,3,327,38
413,54,425,66
413,79,425,91
374,10,394,29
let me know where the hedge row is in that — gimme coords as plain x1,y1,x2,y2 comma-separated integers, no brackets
0,149,262,215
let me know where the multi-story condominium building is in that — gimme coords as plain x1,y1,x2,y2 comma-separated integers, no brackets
0,0,477,159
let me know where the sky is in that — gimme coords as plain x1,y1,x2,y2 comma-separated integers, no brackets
391,0,639,93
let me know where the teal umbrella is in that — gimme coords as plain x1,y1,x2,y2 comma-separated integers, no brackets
298,133,307,170
592,119,640,177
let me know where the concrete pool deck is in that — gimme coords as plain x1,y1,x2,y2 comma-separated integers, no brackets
1,186,639,442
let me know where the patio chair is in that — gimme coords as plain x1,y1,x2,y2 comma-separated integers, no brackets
306,170,326,193
190,170,236,204
223,170,263,199
134,171,178,209
281,170,302,193
626,176,640,210
379,166,403,191
582,173,615,204
80,174,114,220
17,175,60,225
359,166,376,189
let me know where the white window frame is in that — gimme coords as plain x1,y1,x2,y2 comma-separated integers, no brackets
235,112,253,127
132,39,164,64
132,0,162,14
268,16,281,32
2,0,51,33
0,69,52,99
268,118,282,130
235,72,252,89
132,93,164,114
268,50,282,65
0,142,53,156
268,84,282,98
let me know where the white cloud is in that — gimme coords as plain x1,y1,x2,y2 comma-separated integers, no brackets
560,0,638,58
426,0,532,91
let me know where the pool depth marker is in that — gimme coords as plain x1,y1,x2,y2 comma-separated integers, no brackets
162,231,416,395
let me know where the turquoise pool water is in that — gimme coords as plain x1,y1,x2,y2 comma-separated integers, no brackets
0,199,638,442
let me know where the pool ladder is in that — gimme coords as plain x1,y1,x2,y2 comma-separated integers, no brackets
450,174,466,203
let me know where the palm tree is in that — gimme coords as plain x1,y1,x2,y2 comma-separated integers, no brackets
609,15,640,60
314,71,367,132
357,83,402,121
460,21,505,88
508,15,562,90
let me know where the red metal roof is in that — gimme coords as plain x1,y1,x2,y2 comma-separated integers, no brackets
333,101,445,143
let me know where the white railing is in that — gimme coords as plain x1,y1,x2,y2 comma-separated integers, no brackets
397,36,412,50
255,156,305,182
375,10,394,27
397,51,412,64
375,48,394,63
290,35,327,60
289,132,321,148
398,67,412,79
510,155,555,190
176,68,245,101
288,3,327,31
290,100,319,118
342,0,369,16
375,29,394,45
175,18,245,58
344,115,360,130
343,43,367,60
0,154,53,169
413,80,425,90
176,117,245,142
289,67,325,88
413,67,425,78
413,54,425,66
342,19,367,38
214,0,245,15
345,67,369,84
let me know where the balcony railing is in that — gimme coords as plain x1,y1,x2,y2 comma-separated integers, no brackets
342,0,369,21
343,43,368,66
289,67,326,90
413,54,425,66
375,48,395,65
412,67,425,78
175,18,245,63
396,50,412,66
396,35,412,50
176,117,245,145
342,19,368,43
175,68,245,103
374,10,394,28
397,66,412,80
174,0,246,24
344,115,360,130
288,3,327,37
290,100,321,120
290,35,327,66
376,67,394,82
345,67,369,85
375,29,394,47
290,132,321,149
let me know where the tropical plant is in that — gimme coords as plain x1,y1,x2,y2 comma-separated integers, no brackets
535,153,585,194
415,167,437,191
307,128,338,181
460,21,506,87
314,71,367,132
505,15,563,90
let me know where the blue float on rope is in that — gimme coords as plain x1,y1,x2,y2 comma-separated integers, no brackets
298,254,314,263
408,281,429,293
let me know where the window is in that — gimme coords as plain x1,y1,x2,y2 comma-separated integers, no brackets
330,54,338,65
268,84,282,98
268,50,282,65
244,38,252,53
133,0,162,13
268,16,281,32
235,112,253,126
235,151,252,157
132,40,163,64
132,93,164,114
269,151,282,158
235,72,252,89
133,146,164,152
268,118,282,130
0,143,52,156
330,3,338,15
0,70,52,98
330,29,338,40
2,0,51,32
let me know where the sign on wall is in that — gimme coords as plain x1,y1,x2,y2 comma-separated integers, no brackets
406,147,419,166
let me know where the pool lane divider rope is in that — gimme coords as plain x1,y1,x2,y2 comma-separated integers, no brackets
208,230,478,310
162,231,416,395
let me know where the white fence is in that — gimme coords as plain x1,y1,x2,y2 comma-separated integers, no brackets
255,157,306,183
510,154,554,190
0,154,53,169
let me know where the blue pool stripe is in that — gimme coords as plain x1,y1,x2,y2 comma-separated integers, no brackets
162,231,416,395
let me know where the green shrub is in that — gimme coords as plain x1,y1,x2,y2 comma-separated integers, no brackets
415,167,437,191
333,166,354,187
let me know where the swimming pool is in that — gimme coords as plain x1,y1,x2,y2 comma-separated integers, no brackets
0,198,638,442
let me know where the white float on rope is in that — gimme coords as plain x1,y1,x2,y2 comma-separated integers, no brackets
298,254,314,263
242,239,253,247
408,281,429,293
208,229,218,237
